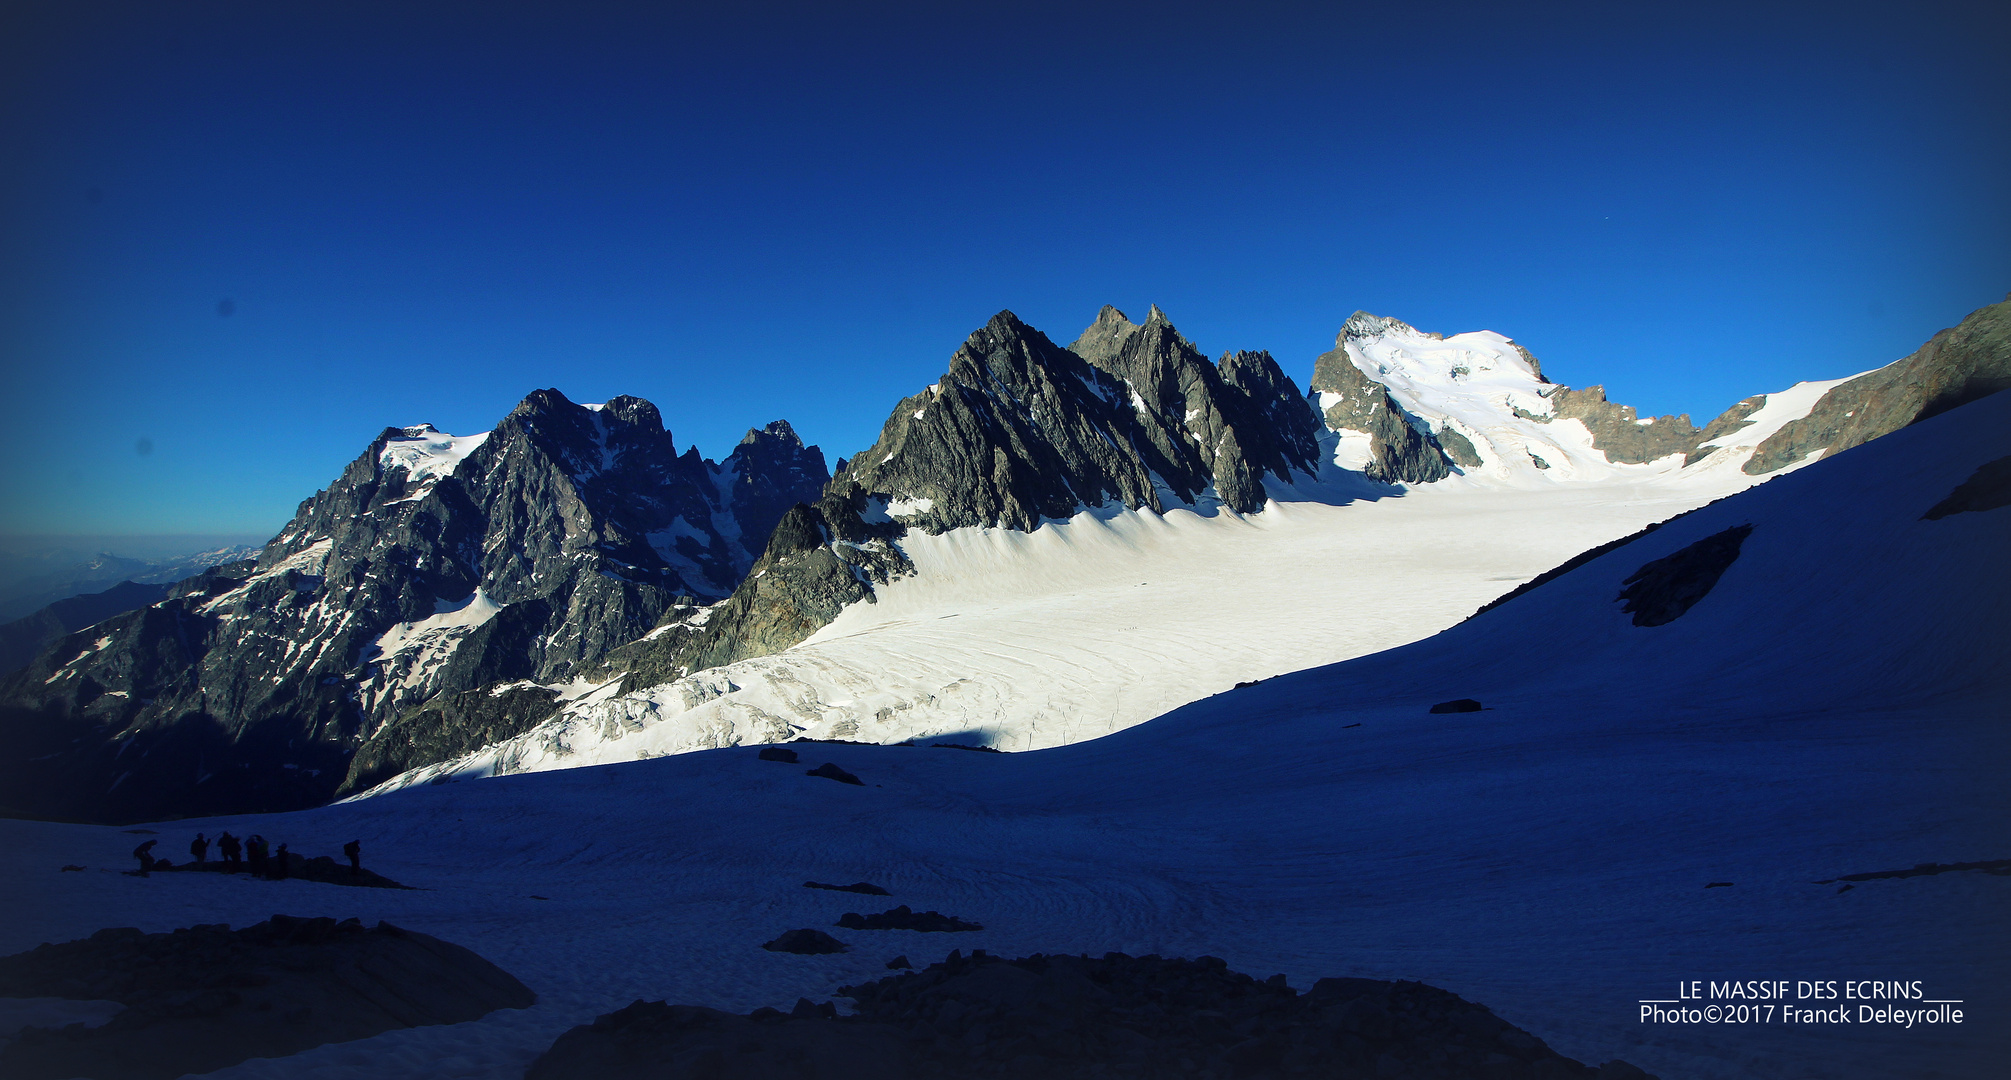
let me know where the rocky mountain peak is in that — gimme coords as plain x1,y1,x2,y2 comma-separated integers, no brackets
740,419,803,448
598,395,666,432
1071,305,1143,367
723,420,830,558
1341,310,1409,341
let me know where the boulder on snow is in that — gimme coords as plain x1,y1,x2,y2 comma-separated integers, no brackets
757,745,800,763
807,762,864,785
1429,698,1483,714
761,929,848,955
0,915,534,1080
526,949,1654,1080
835,906,983,932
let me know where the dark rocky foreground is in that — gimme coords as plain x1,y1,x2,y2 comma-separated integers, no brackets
526,950,1655,1080
0,915,534,1080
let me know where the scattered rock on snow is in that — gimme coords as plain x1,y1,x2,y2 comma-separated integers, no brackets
1616,524,1753,627
805,880,890,895
761,929,848,955
0,915,534,1080
526,949,1653,1079
1429,698,1483,714
836,906,983,932
807,762,864,785
1922,455,2011,519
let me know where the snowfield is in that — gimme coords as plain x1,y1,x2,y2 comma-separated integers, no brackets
3,388,2003,1079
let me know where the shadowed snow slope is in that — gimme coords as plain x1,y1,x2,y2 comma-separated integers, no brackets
3,391,2004,1079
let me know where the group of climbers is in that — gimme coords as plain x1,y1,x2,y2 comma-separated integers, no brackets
129,833,364,879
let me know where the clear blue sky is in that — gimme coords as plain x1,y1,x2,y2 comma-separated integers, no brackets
3,1,2006,537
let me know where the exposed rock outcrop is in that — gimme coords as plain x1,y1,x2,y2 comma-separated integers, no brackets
525,950,1650,1080
1616,524,1754,627
0,916,533,1080
1745,296,2010,475
1922,455,2011,520
836,308,1319,535
1545,386,1700,464
1310,315,1456,484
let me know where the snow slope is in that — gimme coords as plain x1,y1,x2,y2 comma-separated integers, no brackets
3,390,2003,1080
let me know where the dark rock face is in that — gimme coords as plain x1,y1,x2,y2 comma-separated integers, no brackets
759,746,802,763
837,308,1319,535
337,682,566,797
0,916,534,1080
0,580,169,676
1617,525,1754,627
1545,386,1701,464
1429,699,1483,714
1922,455,2011,519
722,421,832,559
1746,296,2010,475
1310,315,1455,484
526,950,1647,1080
0,389,826,822
835,906,982,932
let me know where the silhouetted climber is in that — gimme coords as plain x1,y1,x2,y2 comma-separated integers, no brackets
218,831,242,871
189,833,208,864
343,839,361,875
246,835,267,878
272,843,290,881
131,839,158,875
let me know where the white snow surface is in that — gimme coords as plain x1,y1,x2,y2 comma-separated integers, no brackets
355,590,507,716
4,391,2004,1079
378,425,490,484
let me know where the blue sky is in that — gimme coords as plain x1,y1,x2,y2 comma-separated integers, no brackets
3,1,2006,537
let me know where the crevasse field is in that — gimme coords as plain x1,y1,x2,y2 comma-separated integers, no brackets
3,377,2005,1078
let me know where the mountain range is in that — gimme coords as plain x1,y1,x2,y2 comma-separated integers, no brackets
2,295,2005,823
